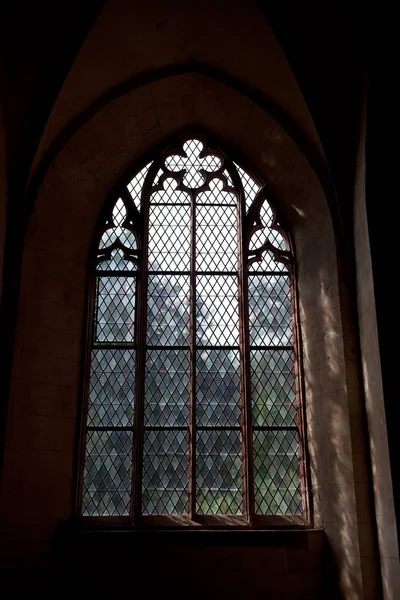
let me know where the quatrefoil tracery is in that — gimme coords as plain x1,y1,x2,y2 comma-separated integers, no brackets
162,139,223,189
95,135,293,272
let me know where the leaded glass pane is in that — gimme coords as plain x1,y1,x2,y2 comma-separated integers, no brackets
99,198,137,250
197,349,241,427
99,227,137,250
96,276,136,342
145,350,190,427
148,204,190,272
147,275,190,346
87,349,135,428
253,430,302,515
151,177,190,205
196,430,243,515
196,205,238,271
250,350,296,427
82,136,304,522
196,275,239,346
249,201,286,252
248,275,292,346
196,178,236,205
82,430,133,516
142,430,189,515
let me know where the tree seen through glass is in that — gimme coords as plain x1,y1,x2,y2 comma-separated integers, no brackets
80,136,303,520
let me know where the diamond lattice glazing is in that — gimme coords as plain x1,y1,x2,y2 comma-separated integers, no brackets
151,176,190,205
98,199,138,250
83,135,303,521
99,227,137,251
145,350,190,427
87,349,135,428
148,204,190,272
249,200,287,251
147,275,190,346
248,275,292,346
142,429,189,514
197,349,241,427
82,430,133,516
196,178,236,204
196,430,243,515
96,276,136,342
196,205,238,271
196,275,239,346
250,349,295,427
253,430,302,515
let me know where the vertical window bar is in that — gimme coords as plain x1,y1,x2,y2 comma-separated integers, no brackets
189,188,196,519
132,164,156,522
239,187,255,522
132,261,146,522
231,162,254,521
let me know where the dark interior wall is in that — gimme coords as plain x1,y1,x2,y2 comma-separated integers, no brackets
0,0,106,187
0,0,106,491
0,102,6,298
364,78,400,596
0,529,328,599
53,530,327,600
263,0,366,231
353,89,399,600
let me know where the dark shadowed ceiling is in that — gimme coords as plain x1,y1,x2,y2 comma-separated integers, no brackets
0,0,366,211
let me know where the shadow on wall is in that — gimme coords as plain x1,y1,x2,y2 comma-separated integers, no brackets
296,208,366,598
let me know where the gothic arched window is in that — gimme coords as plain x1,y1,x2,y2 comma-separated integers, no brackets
78,133,308,526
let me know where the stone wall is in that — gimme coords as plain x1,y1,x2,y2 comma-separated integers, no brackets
354,94,400,600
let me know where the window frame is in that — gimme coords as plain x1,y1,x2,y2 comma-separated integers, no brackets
74,130,312,529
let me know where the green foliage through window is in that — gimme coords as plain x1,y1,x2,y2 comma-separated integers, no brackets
80,135,303,522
